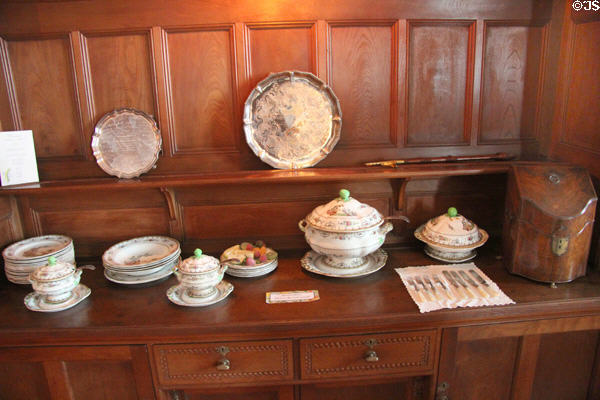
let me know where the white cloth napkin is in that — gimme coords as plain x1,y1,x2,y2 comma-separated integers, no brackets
395,262,515,313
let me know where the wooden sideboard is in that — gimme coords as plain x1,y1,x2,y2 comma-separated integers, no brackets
1,244,599,400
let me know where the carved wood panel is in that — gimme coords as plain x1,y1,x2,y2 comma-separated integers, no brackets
406,21,474,146
246,23,316,91
479,22,545,143
329,22,397,148
165,27,238,155
84,32,156,125
5,36,83,159
0,345,154,400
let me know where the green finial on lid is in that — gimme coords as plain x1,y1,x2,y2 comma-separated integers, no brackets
447,207,458,217
48,256,57,266
193,249,203,258
339,189,350,201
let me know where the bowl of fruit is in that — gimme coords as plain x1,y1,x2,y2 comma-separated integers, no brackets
220,240,278,278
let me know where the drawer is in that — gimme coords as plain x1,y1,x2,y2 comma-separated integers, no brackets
300,330,436,380
153,340,293,386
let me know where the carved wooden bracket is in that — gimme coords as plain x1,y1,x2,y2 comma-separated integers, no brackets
160,187,185,242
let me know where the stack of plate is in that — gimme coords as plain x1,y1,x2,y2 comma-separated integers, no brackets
2,235,75,285
102,236,180,285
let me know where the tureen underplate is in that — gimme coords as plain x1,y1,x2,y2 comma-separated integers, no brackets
424,246,477,263
225,259,278,278
166,281,233,307
24,284,91,313
301,249,388,278
104,263,175,285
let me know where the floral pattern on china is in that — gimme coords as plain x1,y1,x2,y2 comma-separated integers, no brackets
414,207,488,263
305,189,383,232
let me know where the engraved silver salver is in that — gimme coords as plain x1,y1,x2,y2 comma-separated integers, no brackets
92,108,162,179
243,71,342,169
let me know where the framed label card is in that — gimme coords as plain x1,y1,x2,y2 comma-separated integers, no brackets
0,130,40,186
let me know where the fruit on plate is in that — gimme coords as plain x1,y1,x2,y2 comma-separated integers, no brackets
220,241,278,267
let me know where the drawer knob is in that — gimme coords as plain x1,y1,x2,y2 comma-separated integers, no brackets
216,346,231,371
363,339,379,362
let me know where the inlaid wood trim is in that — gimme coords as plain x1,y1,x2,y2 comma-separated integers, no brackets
158,343,290,381
303,335,431,375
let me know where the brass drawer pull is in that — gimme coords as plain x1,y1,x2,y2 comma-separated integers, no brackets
216,346,231,371
363,339,379,362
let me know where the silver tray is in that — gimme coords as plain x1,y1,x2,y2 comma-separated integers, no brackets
92,108,162,179
243,71,342,169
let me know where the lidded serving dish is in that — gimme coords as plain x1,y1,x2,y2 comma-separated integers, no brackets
299,189,407,270
29,256,89,304
174,249,228,299
414,207,488,262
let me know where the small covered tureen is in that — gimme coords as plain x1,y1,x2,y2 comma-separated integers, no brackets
174,249,227,299
29,256,88,304
414,207,488,262
299,189,408,269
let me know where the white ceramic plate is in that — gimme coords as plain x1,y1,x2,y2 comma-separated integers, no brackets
3,235,73,261
24,284,91,313
166,281,233,307
225,259,278,278
104,263,175,285
301,249,387,278
103,236,180,268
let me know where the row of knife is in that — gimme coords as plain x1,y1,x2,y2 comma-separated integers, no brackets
404,269,499,302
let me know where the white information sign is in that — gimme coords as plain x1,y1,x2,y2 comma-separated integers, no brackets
0,130,40,186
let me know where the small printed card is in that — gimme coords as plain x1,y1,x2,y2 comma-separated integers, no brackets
266,290,320,304
0,130,39,186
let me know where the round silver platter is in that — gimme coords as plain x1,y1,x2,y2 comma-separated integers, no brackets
92,108,162,179
243,71,342,169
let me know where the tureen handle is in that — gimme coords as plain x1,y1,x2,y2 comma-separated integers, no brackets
298,219,308,232
384,215,410,223
379,222,394,235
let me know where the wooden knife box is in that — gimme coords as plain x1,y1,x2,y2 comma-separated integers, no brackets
503,163,597,284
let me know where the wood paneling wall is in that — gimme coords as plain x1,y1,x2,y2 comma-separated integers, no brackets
0,0,549,180
1,0,598,262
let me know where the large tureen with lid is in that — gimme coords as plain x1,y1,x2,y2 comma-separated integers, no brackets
414,207,488,262
299,189,408,270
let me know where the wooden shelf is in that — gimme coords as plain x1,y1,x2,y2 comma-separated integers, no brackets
0,161,514,195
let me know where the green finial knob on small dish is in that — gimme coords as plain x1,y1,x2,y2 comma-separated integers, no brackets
48,256,57,266
339,189,350,201
193,249,203,258
447,207,458,217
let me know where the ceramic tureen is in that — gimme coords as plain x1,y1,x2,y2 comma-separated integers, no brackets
414,207,488,262
174,249,227,299
29,256,88,304
299,189,407,269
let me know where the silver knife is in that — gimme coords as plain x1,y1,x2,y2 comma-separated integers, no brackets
450,271,476,299
405,278,424,302
432,274,453,300
442,270,468,300
459,270,490,298
422,275,440,300
414,276,433,301
468,269,498,297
